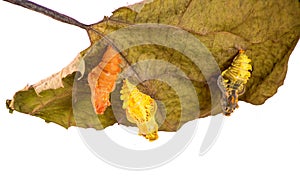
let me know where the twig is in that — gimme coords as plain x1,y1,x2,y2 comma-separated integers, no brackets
3,0,89,30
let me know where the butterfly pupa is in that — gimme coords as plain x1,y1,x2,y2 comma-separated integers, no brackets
217,50,252,116
120,79,159,141
88,46,122,114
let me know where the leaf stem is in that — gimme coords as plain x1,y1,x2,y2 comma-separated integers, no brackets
3,0,89,30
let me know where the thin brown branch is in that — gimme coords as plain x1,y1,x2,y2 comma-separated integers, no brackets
3,0,89,30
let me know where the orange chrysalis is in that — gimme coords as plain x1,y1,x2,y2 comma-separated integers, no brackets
88,46,122,114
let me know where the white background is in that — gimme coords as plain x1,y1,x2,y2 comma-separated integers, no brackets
0,0,299,191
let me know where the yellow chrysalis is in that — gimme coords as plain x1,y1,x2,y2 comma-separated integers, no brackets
120,79,159,141
217,50,252,116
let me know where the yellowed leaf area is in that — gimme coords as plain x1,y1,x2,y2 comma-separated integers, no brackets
120,79,159,141
32,53,85,95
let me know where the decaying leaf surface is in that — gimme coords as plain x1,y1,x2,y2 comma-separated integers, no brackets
7,73,76,128
7,0,300,132
33,53,85,94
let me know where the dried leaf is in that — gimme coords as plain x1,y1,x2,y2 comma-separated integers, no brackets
7,73,76,128
7,0,300,132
